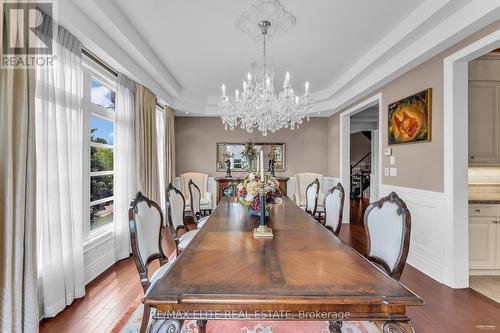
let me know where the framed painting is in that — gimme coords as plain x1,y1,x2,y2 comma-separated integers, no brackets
388,88,432,145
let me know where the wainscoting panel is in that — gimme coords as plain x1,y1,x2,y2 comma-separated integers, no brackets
83,230,115,284
380,185,446,283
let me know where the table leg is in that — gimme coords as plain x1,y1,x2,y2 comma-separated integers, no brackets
196,320,208,333
373,321,415,333
329,320,343,333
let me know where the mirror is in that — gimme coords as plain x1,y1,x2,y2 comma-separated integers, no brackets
216,142,286,172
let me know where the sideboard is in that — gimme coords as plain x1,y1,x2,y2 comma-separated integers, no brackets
214,176,290,203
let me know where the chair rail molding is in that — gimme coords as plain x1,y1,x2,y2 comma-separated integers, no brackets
379,184,446,284
443,28,500,288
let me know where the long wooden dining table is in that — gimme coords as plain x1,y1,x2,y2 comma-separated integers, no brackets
144,197,423,333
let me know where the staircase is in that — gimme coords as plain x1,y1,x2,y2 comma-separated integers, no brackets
351,152,371,199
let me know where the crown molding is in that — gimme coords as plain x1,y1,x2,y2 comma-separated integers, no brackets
61,0,500,117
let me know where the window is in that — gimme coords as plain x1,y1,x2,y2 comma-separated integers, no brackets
83,57,117,238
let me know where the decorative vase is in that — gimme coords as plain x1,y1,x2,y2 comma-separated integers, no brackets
245,156,255,172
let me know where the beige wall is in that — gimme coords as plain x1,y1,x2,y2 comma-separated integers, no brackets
328,19,500,193
327,113,341,178
175,117,329,177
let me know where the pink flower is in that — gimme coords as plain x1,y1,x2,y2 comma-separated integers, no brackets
238,188,247,197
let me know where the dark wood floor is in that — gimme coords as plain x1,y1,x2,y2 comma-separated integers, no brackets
39,200,500,333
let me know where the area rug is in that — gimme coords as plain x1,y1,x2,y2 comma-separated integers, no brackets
115,303,382,333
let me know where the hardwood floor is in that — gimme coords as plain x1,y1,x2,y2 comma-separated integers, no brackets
39,211,500,333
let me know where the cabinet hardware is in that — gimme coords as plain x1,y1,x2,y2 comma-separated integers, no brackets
474,209,481,212
470,156,475,159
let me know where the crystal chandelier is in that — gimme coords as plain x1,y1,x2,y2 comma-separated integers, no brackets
218,0,313,136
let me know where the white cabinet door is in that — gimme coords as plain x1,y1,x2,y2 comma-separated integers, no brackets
469,81,500,165
469,217,496,269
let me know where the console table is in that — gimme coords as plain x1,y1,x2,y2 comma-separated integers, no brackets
214,176,289,203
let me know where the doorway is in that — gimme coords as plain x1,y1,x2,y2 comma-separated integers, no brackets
444,29,500,288
349,108,379,224
467,49,500,303
340,94,382,225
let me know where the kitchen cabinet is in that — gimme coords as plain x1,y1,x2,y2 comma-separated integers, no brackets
469,204,500,271
469,81,500,165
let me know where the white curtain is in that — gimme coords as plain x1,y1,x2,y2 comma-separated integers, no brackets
0,2,39,331
156,107,167,215
114,74,137,261
35,11,85,317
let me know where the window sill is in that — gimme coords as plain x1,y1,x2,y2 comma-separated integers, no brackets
83,225,114,252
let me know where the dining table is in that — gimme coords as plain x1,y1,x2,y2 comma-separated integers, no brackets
143,196,423,333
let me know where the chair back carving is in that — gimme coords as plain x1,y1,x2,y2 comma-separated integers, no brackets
181,172,208,199
305,178,320,215
188,179,202,221
128,192,168,292
295,172,323,206
324,183,345,236
363,192,411,280
166,183,189,241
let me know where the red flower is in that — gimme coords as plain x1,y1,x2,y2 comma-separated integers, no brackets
238,188,247,197
251,199,260,211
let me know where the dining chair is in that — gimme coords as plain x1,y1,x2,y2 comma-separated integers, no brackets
166,183,199,253
180,172,212,212
128,191,178,333
363,192,411,280
323,183,345,236
294,172,324,208
188,179,210,228
305,178,320,217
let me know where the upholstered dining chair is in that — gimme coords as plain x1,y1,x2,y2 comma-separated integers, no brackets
363,192,411,280
294,172,324,209
128,192,179,333
180,172,212,212
305,178,320,217
188,179,210,228
166,183,199,253
323,183,345,236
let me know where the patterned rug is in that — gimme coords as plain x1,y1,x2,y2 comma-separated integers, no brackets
115,303,382,333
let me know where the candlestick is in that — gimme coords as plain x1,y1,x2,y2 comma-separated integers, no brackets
260,150,264,180
256,153,260,175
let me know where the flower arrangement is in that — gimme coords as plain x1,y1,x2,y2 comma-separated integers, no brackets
242,140,257,160
237,172,282,216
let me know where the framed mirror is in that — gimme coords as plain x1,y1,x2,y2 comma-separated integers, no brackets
216,142,286,172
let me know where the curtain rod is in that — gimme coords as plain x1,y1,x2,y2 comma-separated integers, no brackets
82,47,166,110
82,47,118,77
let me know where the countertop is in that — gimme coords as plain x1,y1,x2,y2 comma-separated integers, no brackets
469,200,500,204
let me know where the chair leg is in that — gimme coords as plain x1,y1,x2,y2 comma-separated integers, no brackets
140,304,151,333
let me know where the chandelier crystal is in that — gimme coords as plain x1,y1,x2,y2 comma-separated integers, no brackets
219,1,313,136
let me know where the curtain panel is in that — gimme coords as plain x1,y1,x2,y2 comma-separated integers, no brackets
135,85,160,202
0,1,39,331
165,106,176,184
114,74,137,261
35,10,85,318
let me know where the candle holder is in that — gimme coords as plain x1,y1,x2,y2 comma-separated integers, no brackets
253,176,273,239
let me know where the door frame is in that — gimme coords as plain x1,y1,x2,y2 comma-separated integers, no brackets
339,93,383,224
443,28,500,288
